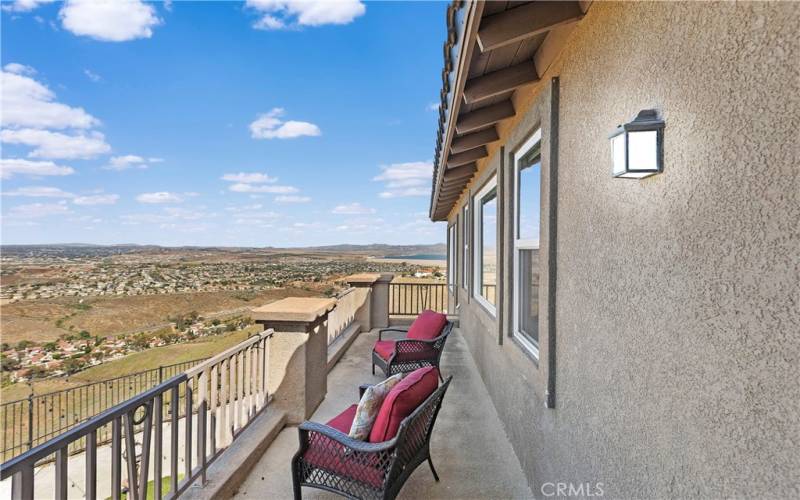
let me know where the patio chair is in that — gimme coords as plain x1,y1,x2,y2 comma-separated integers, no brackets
292,366,452,500
372,310,454,382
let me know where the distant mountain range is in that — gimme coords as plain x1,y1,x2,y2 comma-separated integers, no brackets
296,243,446,256
0,243,447,257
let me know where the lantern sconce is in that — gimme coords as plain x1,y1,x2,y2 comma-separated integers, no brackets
609,109,665,179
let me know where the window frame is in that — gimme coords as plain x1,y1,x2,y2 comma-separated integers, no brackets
472,175,498,316
512,129,543,359
447,222,457,293
461,204,469,291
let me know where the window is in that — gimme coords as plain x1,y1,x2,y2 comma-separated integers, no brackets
473,176,497,314
448,223,456,292
461,204,469,289
512,130,542,357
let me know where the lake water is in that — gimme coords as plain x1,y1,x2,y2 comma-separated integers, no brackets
384,254,447,260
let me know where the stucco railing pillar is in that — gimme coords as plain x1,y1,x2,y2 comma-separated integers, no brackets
345,272,394,329
252,297,336,424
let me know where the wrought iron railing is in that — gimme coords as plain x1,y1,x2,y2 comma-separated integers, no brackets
0,330,274,500
0,358,207,463
388,282,447,316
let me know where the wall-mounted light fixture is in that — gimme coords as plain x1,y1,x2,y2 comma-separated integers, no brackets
609,109,665,179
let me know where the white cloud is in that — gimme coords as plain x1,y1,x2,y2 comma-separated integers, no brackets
427,102,439,112
332,202,376,215
221,172,277,184
228,183,299,194
0,129,110,159
247,0,365,29
373,161,432,198
8,201,71,218
378,187,429,198
0,158,75,179
249,108,320,139
3,63,36,76
59,0,162,42
103,155,163,171
121,206,216,229
73,194,119,205
1,67,100,130
84,69,102,82
275,195,311,203
2,0,55,13
2,186,74,198
253,15,285,30
225,203,264,212
136,192,183,204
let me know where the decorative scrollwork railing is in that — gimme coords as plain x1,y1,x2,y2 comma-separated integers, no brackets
0,329,274,500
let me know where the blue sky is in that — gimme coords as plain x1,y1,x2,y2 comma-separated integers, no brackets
1,0,447,247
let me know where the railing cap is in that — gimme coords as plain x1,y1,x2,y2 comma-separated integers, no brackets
252,297,337,324
345,272,394,286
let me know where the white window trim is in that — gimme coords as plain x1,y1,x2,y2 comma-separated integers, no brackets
512,129,542,359
461,204,469,290
473,175,498,316
448,222,456,292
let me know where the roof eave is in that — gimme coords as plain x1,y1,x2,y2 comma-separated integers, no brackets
429,0,483,222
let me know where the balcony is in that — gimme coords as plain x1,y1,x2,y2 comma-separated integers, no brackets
1,275,531,499
227,325,531,499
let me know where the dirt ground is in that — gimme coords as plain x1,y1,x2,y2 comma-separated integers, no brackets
0,286,320,345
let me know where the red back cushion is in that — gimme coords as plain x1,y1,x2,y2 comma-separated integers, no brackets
406,310,447,340
369,366,439,443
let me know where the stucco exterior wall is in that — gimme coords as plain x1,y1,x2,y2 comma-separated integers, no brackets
448,1,799,497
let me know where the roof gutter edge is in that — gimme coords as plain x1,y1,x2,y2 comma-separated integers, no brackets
429,0,483,222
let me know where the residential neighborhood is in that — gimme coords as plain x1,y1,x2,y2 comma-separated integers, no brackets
1,314,254,383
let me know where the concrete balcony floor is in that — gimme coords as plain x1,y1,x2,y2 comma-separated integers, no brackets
233,327,533,499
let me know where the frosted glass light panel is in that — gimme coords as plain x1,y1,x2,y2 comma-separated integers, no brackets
609,109,665,179
611,133,626,176
628,130,658,172
481,189,497,306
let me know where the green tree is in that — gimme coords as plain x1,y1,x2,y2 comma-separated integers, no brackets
15,340,32,351
62,358,83,374
1,354,21,371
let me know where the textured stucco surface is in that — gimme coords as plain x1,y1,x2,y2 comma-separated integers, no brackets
449,1,799,498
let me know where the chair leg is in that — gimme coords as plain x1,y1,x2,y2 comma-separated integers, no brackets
438,369,444,383
427,456,440,482
372,363,375,375
291,459,303,500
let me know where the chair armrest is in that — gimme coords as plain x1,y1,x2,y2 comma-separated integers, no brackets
298,421,397,453
378,327,408,341
359,383,372,399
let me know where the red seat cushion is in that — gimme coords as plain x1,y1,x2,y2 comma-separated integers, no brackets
302,404,384,487
372,340,396,361
369,366,439,443
326,404,358,433
373,340,436,362
406,310,447,340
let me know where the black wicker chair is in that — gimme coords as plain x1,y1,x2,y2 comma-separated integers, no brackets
372,321,454,382
291,376,452,500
